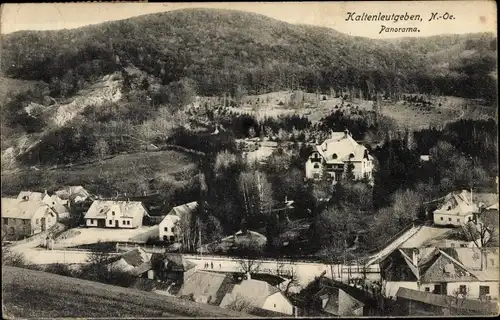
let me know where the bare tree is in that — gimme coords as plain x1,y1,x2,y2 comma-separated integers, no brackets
447,286,470,315
225,294,254,313
461,211,499,247
238,256,262,275
277,265,300,297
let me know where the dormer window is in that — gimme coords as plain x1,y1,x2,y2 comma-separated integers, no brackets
112,211,115,216
23,196,28,201
332,153,338,160
349,153,355,159
314,163,320,169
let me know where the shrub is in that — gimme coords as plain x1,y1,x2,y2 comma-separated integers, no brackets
2,249,28,267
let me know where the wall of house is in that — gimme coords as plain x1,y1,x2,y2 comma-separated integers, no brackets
86,218,99,227
31,209,57,234
2,218,32,238
434,213,473,226
130,207,145,227
103,206,142,228
263,292,294,315
305,158,323,179
352,160,373,180
384,281,420,298
159,216,180,241
421,281,499,300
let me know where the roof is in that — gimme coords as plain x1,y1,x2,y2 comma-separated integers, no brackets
84,200,146,219
396,287,498,314
177,270,235,306
434,190,479,216
219,230,267,249
220,278,282,309
400,226,454,248
55,186,91,201
120,248,150,267
156,253,196,272
323,287,364,315
17,191,45,202
1,198,54,219
486,203,498,210
169,202,198,219
314,132,370,163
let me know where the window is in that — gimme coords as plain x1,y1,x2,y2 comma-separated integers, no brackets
448,218,452,222
164,227,168,232
123,220,126,224
425,287,430,292
479,286,490,296
109,220,112,224
440,217,444,221
457,218,460,222
313,163,320,169
171,227,175,232
127,221,130,225
460,244,467,248
459,285,467,294
274,304,276,308
169,235,175,241
332,153,338,159
434,284,442,294
112,211,115,216
3,218,8,225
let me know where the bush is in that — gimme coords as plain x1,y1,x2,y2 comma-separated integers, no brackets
45,263,73,277
2,249,28,267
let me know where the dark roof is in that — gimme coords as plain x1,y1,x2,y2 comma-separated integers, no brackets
121,248,149,267
151,253,196,272
396,287,498,314
248,306,290,317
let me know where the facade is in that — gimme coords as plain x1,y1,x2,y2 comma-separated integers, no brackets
84,200,147,228
433,190,479,227
305,130,373,182
150,253,197,282
1,198,58,239
159,202,198,242
219,276,295,315
380,247,499,301
395,287,498,316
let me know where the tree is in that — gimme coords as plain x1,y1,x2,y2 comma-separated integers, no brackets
461,211,499,247
93,138,109,162
224,294,254,313
239,171,275,228
345,160,356,181
2,249,27,267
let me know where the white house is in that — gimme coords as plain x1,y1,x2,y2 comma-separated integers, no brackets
159,202,198,242
380,247,499,301
84,200,147,229
433,190,479,227
54,186,92,205
1,198,58,239
305,130,373,182
219,275,295,315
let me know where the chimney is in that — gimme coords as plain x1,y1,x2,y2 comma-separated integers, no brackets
44,189,48,195
344,129,350,138
412,249,418,266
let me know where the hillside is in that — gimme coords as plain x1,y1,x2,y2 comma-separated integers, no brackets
1,8,496,100
2,266,250,318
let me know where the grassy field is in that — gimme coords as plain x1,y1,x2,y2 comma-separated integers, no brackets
2,266,250,318
54,226,159,247
1,149,198,197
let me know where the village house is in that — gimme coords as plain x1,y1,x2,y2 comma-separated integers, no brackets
108,247,152,277
1,198,58,239
379,247,499,300
177,270,236,305
433,190,479,227
149,253,197,283
84,200,147,228
394,287,498,316
159,202,198,242
219,273,295,315
17,190,69,219
305,129,374,182
54,186,92,206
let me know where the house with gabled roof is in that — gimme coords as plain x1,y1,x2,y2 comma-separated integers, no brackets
395,287,498,316
380,247,499,301
159,202,198,242
219,274,295,315
433,190,479,227
84,200,147,228
305,129,374,183
1,198,58,239
54,186,92,205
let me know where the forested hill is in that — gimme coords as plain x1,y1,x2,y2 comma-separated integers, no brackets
1,8,497,101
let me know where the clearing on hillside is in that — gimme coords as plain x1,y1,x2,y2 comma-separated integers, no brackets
2,266,249,318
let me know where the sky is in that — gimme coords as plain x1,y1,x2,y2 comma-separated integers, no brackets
0,1,497,39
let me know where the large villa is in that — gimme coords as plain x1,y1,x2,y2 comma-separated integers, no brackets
305,130,374,183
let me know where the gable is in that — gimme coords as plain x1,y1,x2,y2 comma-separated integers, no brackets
420,254,477,283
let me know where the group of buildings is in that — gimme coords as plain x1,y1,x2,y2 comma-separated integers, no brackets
362,189,499,316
